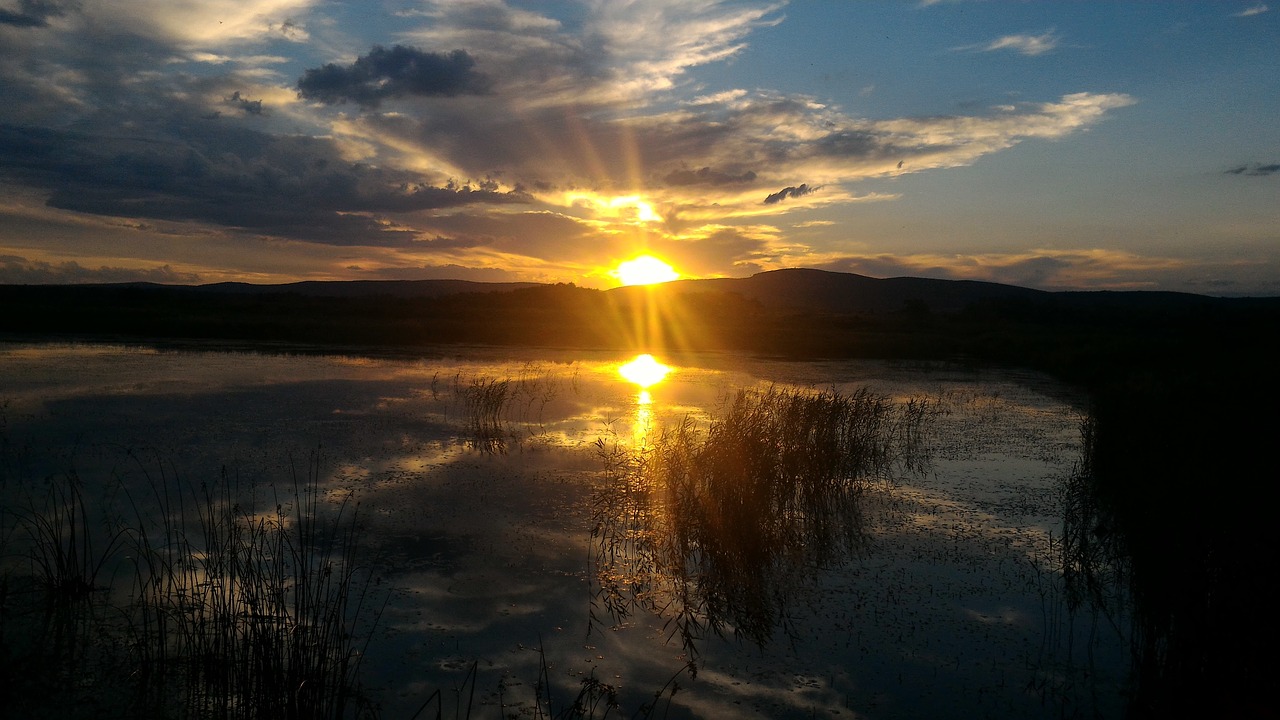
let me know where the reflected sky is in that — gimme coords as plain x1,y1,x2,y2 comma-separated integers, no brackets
0,342,1118,719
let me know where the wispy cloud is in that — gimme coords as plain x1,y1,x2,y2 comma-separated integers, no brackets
956,31,1061,56
815,249,1190,291
0,0,1142,283
1234,3,1269,17
1224,162,1280,176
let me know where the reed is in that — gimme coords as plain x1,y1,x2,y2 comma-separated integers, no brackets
0,453,380,719
592,385,934,653
461,376,511,449
125,455,377,719
20,471,127,601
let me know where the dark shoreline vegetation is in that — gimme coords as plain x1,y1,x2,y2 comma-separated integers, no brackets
3,269,1278,717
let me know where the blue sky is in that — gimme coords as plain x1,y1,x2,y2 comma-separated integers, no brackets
1,1,1276,294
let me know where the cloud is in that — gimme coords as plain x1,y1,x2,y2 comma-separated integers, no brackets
0,122,531,246
663,167,757,187
0,254,203,284
400,0,783,109
763,183,820,205
0,0,1144,286
814,248,1192,291
223,91,263,115
0,0,69,27
297,45,491,108
79,0,321,46
957,31,1061,56
1224,162,1279,176
1234,4,1268,17
412,210,609,263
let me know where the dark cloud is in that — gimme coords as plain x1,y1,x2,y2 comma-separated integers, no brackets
1224,162,1279,176
663,166,757,187
224,91,263,116
297,46,490,109
0,0,69,27
0,254,202,284
0,122,531,247
763,183,820,205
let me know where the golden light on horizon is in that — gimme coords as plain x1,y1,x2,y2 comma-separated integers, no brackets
614,255,679,287
618,353,671,389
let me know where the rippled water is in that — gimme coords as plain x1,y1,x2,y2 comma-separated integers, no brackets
0,342,1128,718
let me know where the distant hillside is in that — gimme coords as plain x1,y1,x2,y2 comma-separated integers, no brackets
106,278,543,299
609,268,1265,317
614,268,1047,315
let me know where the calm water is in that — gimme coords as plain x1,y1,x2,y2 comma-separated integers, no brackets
0,342,1128,718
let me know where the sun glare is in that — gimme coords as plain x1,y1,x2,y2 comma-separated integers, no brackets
618,353,671,389
615,255,679,286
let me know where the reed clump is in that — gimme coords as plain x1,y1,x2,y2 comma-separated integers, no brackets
593,385,934,653
0,456,379,720
461,376,512,449
131,468,376,719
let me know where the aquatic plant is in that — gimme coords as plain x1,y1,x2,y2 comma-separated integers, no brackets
125,456,378,719
0,454,380,719
20,471,127,600
592,385,934,654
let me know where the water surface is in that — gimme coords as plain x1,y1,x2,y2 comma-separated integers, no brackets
0,342,1127,718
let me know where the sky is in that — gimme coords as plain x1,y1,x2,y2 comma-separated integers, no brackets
1,1,1277,294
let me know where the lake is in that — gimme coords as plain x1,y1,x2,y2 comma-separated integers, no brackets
0,342,1129,719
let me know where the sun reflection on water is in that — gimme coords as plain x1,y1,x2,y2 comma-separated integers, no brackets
618,354,671,447
618,353,670,389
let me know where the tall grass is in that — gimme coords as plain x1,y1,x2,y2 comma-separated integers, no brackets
125,456,378,719
0,454,379,719
461,377,511,448
592,385,934,654
21,471,127,600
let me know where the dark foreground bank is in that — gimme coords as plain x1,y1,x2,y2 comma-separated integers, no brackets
3,274,1278,717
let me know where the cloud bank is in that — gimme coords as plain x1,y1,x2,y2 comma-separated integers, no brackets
0,0,1141,284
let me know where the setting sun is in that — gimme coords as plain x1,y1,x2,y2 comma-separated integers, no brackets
615,255,679,287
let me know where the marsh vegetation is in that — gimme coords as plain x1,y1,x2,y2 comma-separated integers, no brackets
591,386,934,654
8,343,1232,718
1,456,378,719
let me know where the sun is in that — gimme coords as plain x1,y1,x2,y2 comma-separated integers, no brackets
615,255,679,286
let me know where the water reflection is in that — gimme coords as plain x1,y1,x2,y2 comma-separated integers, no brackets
618,353,671,448
592,385,933,658
617,353,671,391
1062,387,1270,718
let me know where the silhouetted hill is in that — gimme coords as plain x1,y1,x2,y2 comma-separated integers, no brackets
611,268,1271,317
5,270,1278,371
613,268,1048,314
101,279,542,299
